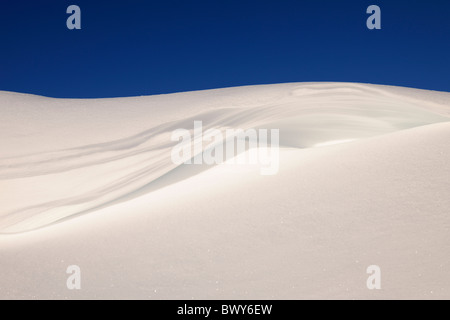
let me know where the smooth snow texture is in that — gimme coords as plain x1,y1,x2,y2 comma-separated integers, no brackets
0,82,449,299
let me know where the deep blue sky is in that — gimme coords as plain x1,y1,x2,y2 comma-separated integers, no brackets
0,0,449,98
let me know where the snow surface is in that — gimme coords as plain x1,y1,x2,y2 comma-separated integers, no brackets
0,82,449,299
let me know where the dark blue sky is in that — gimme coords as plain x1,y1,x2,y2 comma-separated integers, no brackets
0,0,449,98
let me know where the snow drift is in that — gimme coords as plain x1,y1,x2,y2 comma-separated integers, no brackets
0,82,449,299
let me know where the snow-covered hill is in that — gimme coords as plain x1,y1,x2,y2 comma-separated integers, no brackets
1,82,449,299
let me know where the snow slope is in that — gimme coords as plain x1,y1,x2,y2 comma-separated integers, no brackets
0,82,449,299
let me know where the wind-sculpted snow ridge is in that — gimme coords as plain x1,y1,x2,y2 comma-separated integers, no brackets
0,83,449,233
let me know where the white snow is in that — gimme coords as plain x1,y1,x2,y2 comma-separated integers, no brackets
0,82,449,299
